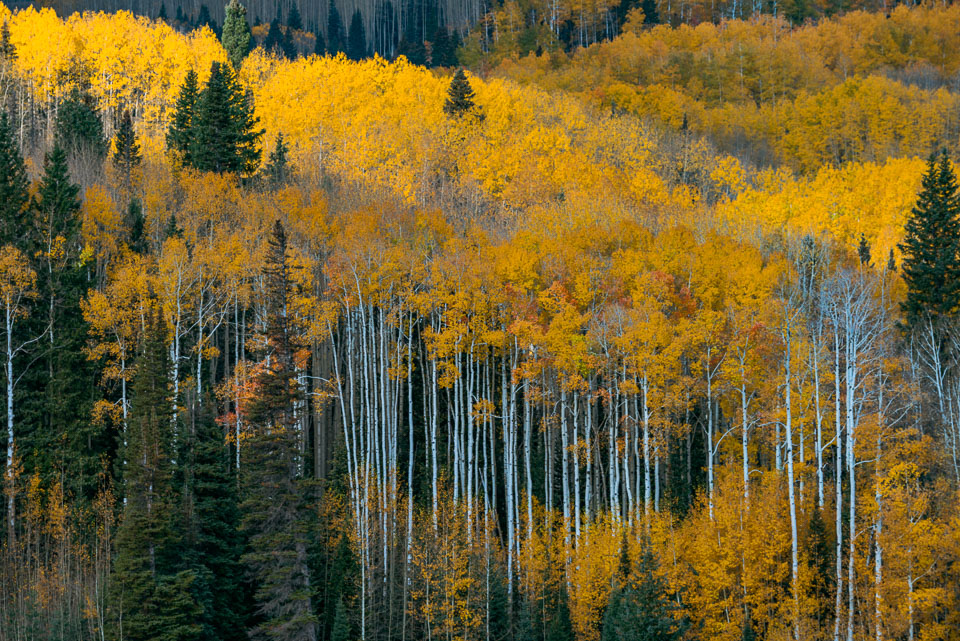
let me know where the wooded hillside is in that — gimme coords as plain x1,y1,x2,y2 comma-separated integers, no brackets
0,4,959,641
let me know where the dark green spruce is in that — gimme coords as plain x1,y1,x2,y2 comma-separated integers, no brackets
264,132,290,186
899,150,960,328
0,113,29,247
180,396,247,641
189,61,263,174
240,220,318,641
601,534,682,641
347,10,366,60
167,69,200,166
444,68,477,117
21,143,102,502
109,311,201,641
55,88,107,158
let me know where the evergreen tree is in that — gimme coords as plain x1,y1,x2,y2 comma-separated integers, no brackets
443,68,476,117
327,0,345,54
0,21,15,60
314,29,326,55
240,220,318,641
125,198,147,254
113,109,142,189
189,61,263,174
431,26,451,66
741,607,756,641
151,571,204,641
0,113,29,248
176,5,185,23
197,4,216,30
222,0,253,69
263,18,286,56
264,132,289,186
397,34,426,66
158,2,168,21
55,88,107,158
282,23,299,59
288,2,303,31
641,0,660,23
899,150,960,328
181,396,247,641
24,143,101,503
449,29,462,62
601,537,682,641
319,533,358,638
165,213,183,239
167,69,200,165
546,583,574,641
109,311,193,641
805,508,834,635
347,10,366,60
330,596,351,641
857,233,872,267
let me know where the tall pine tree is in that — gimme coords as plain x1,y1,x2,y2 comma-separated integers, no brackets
55,88,107,159
899,150,960,328
264,132,290,186
22,144,102,502
0,113,29,248
167,69,200,166
444,68,477,117
240,220,318,641
181,396,247,641
222,0,253,69
287,2,303,31
347,10,366,60
601,536,682,641
327,0,345,54
264,18,287,56
110,310,200,641
113,109,141,193
189,61,263,174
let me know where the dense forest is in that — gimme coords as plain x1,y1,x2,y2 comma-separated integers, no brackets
1,2,960,641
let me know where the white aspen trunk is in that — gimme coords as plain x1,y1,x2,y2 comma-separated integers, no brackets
6,303,14,546
524,375,533,545
431,358,439,532
642,374,651,520
585,382,593,529
706,348,715,521
404,316,414,641
845,304,858,641
907,565,914,641
452,356,461,505
560,386,571,554
740,368,750,504
235,292,242,472
171,270,183,430
874,352,885,641
121,354,128,432
573,391,581,546
467,345,475,541
784,320,800,641
834,328,844,641
196,284,203,399
621,368,633,525
813,339,825,509
502,353,515,595
610,370,620,520
654,446,660,513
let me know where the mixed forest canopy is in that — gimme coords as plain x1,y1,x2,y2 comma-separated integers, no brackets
1,2,960,641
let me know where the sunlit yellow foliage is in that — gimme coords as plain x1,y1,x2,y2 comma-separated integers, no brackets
719,157,925,262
